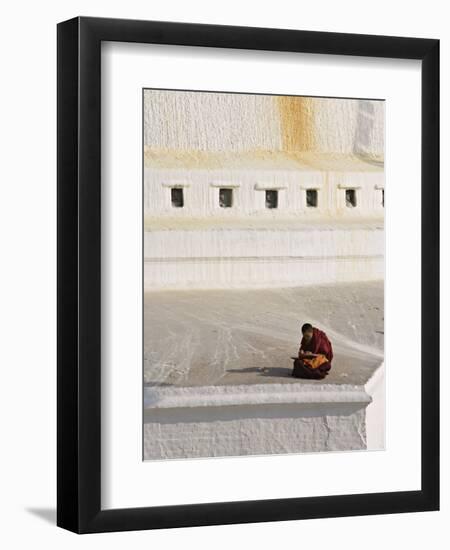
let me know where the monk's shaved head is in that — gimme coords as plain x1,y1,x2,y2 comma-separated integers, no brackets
301,323,314,342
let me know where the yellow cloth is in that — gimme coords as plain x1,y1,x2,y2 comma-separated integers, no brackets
303,354,328,370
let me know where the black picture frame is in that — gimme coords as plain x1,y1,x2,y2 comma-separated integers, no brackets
57,16,439,533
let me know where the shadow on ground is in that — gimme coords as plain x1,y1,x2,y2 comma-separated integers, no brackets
226,366,293,379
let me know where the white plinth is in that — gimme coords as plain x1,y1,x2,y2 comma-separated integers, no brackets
143,371,383,459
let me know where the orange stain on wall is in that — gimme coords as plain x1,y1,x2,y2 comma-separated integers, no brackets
277,96,316,152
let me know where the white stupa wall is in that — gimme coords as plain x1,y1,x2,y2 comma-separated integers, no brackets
144,91,283,152
144,402,368,459
310,98,384,158
144,227,384,259
143,91,384,290
143,377,384,459
144,167,384,218
143,91,384,158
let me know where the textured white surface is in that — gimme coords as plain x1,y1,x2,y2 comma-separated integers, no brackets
144,226,383,289
144,256,383,289
144,383,372,409
144,90,283,152
364,362,386,450
144,163,384,218
143,282,384,387
143,92,384,289
143,283,383,459
143,90,384,157
144,225,384,258
144,403,368,459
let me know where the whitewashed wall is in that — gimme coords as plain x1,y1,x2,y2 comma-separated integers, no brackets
144,90,283,152
144,166,384,218
143,91,384,289
143,90,384,158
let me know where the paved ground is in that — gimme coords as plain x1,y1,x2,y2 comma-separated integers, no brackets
143,281,384,388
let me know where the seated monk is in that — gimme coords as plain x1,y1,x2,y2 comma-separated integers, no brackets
292,323,333,380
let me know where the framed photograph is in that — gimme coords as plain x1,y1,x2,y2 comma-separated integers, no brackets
57,16,439,533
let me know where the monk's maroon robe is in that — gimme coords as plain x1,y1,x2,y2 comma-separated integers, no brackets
292,327,333,380
300,327,333,362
